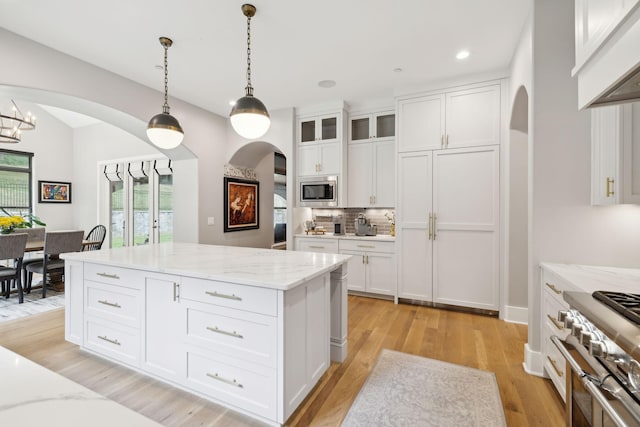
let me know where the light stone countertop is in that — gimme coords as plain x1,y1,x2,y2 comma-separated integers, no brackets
0,346,160,427
61,242,350,291
294,233,396,242
541,262,640,294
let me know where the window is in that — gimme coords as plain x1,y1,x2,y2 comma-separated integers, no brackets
0,149,33,216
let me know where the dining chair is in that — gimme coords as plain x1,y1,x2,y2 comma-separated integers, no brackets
25,230,84,298
0,233,28,303
82,224,106,251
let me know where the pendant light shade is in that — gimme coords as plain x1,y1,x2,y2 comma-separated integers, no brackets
230,4,270,140
147,36,184,149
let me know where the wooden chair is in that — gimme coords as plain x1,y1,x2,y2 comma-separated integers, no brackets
82,225,106,251
25,230,84,298
0,233,28,303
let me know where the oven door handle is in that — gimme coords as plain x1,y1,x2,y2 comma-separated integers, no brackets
551,336,630,427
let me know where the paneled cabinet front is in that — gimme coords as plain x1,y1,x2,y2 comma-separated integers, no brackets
340,240,395,296
348,140,395,207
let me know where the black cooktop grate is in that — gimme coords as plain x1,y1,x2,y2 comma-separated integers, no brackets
593,291,640,326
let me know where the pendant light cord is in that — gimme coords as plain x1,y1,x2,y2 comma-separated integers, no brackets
245,13,254,96
163,43,170,114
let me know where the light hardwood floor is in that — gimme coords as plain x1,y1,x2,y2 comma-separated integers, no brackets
0,296,565,426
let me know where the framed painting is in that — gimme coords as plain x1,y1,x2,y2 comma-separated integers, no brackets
38,180,72,203
224,177,259,232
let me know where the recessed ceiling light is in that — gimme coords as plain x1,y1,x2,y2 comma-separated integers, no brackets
318,80,336,88
393,68,403,73
456,50,470,60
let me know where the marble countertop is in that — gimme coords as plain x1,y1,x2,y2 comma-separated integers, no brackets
540,262,640,293
0,346,160,426
295,233,396,242
61,243,350,291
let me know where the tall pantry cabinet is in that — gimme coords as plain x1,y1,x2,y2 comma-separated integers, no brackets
396,81,502,311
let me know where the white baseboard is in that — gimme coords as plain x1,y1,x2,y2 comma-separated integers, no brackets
523,343,544,377
503,305,528,324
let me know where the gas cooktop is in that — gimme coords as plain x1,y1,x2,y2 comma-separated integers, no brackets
593,291,640,326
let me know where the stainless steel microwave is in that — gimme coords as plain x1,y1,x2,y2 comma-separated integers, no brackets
298,176,338,207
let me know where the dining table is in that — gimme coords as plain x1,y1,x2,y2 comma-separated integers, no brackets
25,240,100,252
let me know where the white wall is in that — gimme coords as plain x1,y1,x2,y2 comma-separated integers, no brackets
512,0,640,372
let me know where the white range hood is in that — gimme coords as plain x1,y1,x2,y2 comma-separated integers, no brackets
574,2,640,109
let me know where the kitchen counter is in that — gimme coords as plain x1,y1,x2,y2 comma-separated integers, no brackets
295,233,395,242
0,345,160,426
540,262,640,293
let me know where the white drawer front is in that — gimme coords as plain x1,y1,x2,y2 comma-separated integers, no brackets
338,239,394,253
296,238,340,254
543,324,567,401
186,302,277,368
186,349,277,420
84,263,144,289
181,277,277,317
85,318,139,367
542,289,570,339
85,281,140,327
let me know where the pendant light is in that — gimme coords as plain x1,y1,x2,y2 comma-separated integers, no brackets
147,36,184,149
230,4,270,140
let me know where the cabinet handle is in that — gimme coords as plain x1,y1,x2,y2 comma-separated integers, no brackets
206,372,244,388
372,195,376,204
365,255,369,264
173,282,180,302
206,326,244,339
606,177,615,197
96,272,119,280
445,134,449,148
98,335,121,346
433,214,437,240
362,255,365,264
546,355,563,377
545,282,562,295
205,290,242,301
357,245,375,248
441,135,445,148
98,300,121,309
309,245,325,249
547,314,564,331
428,212,433,240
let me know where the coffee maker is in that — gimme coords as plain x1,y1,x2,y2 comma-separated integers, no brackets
333,215,345,235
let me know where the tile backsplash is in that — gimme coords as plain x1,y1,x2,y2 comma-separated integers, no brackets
310,208,395,235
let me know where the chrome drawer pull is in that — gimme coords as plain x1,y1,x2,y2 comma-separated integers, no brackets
357,245,375,248
206,372,243,388
98,335,121,346
546,314,564,331
205,291,242,301
546,355,563,377
206,326,244,339
545,282,561,295
97,272,120,280
98,300,121,309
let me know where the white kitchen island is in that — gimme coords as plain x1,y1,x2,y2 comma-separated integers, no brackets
61,243,350,426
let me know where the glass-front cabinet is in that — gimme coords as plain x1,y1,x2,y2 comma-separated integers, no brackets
298,114,340,144
349,111,395,142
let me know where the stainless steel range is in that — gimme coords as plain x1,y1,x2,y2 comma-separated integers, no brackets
553,291,640,426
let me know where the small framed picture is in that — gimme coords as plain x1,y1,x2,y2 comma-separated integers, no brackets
38,180,72,203
224,177,259,232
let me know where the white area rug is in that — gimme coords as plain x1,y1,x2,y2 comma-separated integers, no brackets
342,349,507,427
0,291,64,323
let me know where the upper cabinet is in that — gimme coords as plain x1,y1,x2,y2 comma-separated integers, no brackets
349,111,395,143
573,0,640,108
591,102,640,204
397,84,501,152
298,113,341,144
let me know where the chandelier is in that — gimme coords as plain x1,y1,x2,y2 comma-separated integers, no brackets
0,100,36,143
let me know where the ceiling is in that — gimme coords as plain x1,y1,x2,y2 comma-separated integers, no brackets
0,0,531,120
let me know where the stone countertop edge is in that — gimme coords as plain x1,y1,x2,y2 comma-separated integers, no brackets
61,243,350,292
540,262,640,294
294,233,395,242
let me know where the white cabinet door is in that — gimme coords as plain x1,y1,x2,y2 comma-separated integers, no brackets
622,102,640,204
319,142,340,175
142,274,185,382
65,260,84,345
397,94,444,152
348,143,373,207
445,85,501,149
366,252,396,296
298,145,319,176
397,152,433,300
374,141,395,207
432,146,499,310
591,105,621,205
342,250,366,292
298,113,340,144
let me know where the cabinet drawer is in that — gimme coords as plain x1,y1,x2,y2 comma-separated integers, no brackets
181,277,277,317
186,349,277,420
296,238,339,253
541,268,575,307
85,281,141,328
543,323,567,401
185,301,277,368
339,239,394,253
84,263,143,289
542,289,570,339
85,318,139,367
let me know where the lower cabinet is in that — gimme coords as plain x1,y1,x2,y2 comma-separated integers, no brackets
70,263,331,426
339,240,395,296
